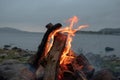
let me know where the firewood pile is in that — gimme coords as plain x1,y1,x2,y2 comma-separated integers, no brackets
26,16,117,80
28,23,95,80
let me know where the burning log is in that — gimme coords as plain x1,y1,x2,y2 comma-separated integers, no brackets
34,30,92,80
29,16,95,80
33,23,62,68
26,16,117,80
43,33,67,80
72,54,95,80
33,29,94,80
62,70,76,80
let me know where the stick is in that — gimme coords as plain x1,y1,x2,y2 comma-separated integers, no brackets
33,23,62,68
43,33,67,80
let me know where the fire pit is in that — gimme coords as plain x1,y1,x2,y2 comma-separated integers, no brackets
29,16,94,80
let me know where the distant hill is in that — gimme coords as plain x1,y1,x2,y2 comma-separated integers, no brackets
0,27,25,33
0,27,120,35
0,27,40,34
76,28,120,35
99,28,120,35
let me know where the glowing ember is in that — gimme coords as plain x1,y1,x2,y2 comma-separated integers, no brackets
45,16,88,65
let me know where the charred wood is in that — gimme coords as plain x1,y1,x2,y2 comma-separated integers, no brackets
33,23,62,68
62,70,76,80
71,54,95,80
75,70,87,80
43,33,67,80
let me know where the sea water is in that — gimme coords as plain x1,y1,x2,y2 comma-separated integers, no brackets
0,32,120,56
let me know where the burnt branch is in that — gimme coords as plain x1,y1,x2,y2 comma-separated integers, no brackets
43,33,67,80
33,23,62,68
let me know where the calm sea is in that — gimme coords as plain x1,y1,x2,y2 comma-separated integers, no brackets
0,32,120,56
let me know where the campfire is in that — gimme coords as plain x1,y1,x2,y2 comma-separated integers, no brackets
31,16,94,80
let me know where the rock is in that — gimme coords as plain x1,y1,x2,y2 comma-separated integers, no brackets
0,76,7,80
3,47,9,50
114,72,120,80
85,52,102,70
0,61,36,80
105,47,114,52
0,63,23,80
92,69,116,80
0,53,8,58
0,48,36,80
22,53,33,57
1,59,20,65
3,45,11,50
14,52,21,58
20,66,36,80
12,47,22,52
11,47,18,50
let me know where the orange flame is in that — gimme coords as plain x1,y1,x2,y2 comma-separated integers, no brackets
45,16,88,65
59,16,88,65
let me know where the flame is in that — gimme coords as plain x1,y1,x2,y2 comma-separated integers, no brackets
59,16,88,65
45,16,88,65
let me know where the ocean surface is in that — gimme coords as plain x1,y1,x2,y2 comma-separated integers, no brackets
0,32,120,56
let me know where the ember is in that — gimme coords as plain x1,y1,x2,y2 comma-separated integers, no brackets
31,16,94,80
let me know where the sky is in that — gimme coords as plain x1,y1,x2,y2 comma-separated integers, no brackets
0,0,120,32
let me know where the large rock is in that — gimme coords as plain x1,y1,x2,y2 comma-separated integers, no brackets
0,59,36,80
105,47,114,52
92,69,116,80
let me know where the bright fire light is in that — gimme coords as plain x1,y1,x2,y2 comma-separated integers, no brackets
45,16,88,65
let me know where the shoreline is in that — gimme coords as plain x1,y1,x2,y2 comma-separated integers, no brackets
0,46,120,79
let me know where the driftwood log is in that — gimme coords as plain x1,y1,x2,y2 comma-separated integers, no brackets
29,23,95,80
27,22,116,80
33,23,62,68
43,33,67,80
59,53,94,80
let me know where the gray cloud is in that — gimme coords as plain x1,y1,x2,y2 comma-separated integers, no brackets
0,0,120,32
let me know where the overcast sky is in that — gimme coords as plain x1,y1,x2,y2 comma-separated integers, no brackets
0,0,120,32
